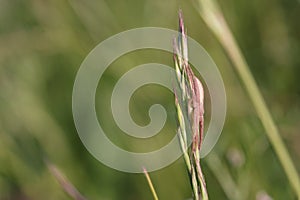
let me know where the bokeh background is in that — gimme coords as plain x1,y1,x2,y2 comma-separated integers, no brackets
1,0,300,199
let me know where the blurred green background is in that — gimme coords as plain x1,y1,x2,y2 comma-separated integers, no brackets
0,0,300,199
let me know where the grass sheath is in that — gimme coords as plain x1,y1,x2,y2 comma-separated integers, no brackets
174,11,209,200
192,0,300,198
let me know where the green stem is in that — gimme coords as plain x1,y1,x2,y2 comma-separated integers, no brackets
194,149,208,200
196,161,208,200
178,130,199,199
143,168,159,200
193,0,300,198
191,164,200,200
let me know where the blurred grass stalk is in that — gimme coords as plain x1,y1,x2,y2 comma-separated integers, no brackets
46,161,87,200
192,0,300,198
206,152,241,200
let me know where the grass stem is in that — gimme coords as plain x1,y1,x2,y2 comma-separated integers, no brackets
192,0,300,198
143,167,159,200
